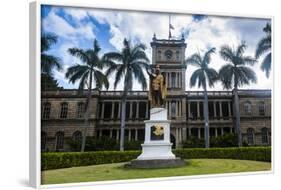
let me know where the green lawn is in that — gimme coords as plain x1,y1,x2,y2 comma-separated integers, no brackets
41,159,271,185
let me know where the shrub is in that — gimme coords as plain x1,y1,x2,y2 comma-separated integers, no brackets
210,133,238,147
182,137,205,148
67,137,143,151
42,147,271,170
173,147,271,162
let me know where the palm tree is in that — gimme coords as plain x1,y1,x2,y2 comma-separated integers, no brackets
186,47,218,148
256,23,271,78
41,33,62,75
219,41,257,147
66,39,109,152
104,39,150,151
41,33,62,90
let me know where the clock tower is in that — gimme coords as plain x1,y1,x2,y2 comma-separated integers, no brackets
151,34,187,92
150,34,187,147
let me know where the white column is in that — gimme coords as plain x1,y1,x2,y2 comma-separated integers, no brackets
219,101,223,119
99,129,103,138
101,102,105,119
188,102,191,119
176,128,179,147
128,129,131,142
188,127,192,137
221,128,224,136
116,130,119,140
175,101,178,117
110,129,113,138
145,102,148,118
179,128,182,143
213,101,217,119
118,102,121,119
111,102,115,119
197,101,200,119
198,128,201,139
169,101,172,119
215,128,218,137
135,129,138,141
129,102,133,119
136,102,139,119
228,102,232,117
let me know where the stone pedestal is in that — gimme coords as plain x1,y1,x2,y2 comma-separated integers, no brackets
126,107,185,168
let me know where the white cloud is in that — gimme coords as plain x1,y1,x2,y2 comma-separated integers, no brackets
42,9,95,40
43,6,272,91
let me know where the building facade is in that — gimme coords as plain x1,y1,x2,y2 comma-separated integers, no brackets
41,35,271,151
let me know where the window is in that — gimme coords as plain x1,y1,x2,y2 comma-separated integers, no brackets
41,132,47,150
247,128,254,145
157,50,161,60
77,102,85,118
73,131,82,143
171,72,176,87
42,102,51,119
261,128,269,144
244,102,252,115
258,102,265,116
55,132,64,150
60,103,68,119
176,51,180,60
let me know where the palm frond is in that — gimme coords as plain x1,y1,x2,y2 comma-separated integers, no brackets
261,53,271,78
242,56,257,66
93,70,109,90
236,66,257,87
68,48,90,63
219,64,234,89
236,41,246,57
41,33,58,52
186,53,202,67
131,64,148,90
41,54,62,75
114,65,126,89
65,65,89,83
220,45,234,62
255,36,271,58
205,68,219,87
202,47,216,65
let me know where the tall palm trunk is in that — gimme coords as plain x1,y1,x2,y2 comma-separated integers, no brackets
203,86,210,148
81,70,93,152
119,93,127,151
233,85,242,147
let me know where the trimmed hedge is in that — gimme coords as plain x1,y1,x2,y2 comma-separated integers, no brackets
42,147,271,170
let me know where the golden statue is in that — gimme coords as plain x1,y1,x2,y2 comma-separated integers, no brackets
147,64,167,107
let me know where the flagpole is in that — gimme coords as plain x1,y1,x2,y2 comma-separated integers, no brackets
168,14,171,40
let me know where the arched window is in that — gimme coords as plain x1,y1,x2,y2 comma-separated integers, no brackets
157,50,161,60
261,128,269,144
258,102,265,116
41,131,47,150
77,102,85,118
73,131,82,143
60,103,68,118
55,132,64,150
171,102,176,118
42,102,51,119
244,102,252,115
247,128,254,145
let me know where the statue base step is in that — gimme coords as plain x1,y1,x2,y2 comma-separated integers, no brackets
125,158,186,169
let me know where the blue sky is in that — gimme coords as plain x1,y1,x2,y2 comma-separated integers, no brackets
41,5,272,91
